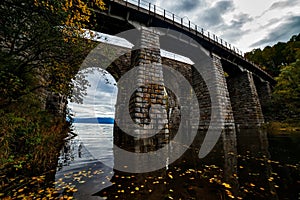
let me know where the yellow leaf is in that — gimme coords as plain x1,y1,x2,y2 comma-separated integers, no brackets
268,177,274,182
18,188,24,193
222,183,231,189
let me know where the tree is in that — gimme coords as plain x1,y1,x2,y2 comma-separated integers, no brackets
0,0,106,195
271,59,300,122
245,33,300,77
245,33,300,123
0,0,105,107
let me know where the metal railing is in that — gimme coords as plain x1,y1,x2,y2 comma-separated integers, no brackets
114,0,244,56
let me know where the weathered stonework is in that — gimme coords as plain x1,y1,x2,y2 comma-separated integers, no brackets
253,76,272,118
191,54,237,185
161,58,192,136
211,54,236,130
227,70,264,129
46,93,67,116
88,40,268,132
163,54,238,185
114,27,169,153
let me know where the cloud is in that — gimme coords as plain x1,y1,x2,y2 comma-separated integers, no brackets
155,0,242,43
250,15,300,48
258,0,299,18
158,0,204,13
84,82,117,106
230,13,253,29
178,0,201,11
218,13,253,42
200,1,235,27
96,80,116,94
269,0,299,10
69,69,117,117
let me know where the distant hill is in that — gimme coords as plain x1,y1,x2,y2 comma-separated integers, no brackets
73,117,114,124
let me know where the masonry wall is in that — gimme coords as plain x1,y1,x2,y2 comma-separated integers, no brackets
114,27,169,155
163,55,237,185
44,31,272,186
161,58,192,135
253,76,272,119
226,70,264,129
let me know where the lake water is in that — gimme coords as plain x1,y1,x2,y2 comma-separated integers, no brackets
55,122,300,200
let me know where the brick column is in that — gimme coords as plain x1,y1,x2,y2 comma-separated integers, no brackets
112,27,170,187
211,55,236,130
227,70,264,129
254,79,272,117
114,27,169,154
192,54,238,187
212,55,238,186
211,55,238,186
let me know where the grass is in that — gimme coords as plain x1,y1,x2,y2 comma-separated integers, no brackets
265,121,300,135
0,97,70,198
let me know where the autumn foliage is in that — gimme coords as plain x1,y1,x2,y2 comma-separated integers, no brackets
0,0,105,197
245,34,300,123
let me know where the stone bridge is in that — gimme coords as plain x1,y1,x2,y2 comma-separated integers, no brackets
66,0,275,170
87,0,274,130
47,0,275,165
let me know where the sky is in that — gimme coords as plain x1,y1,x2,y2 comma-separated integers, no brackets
148,0,300,52
68,69,117,118
69,0,300,118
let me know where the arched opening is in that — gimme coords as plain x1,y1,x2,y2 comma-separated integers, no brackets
57,68,118,171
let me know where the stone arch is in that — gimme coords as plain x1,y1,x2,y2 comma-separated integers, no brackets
106,51,132,82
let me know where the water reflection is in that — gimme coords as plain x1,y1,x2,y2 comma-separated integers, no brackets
55,124,115,199
56,126,300,199
236,129,277,199
97,128,272,199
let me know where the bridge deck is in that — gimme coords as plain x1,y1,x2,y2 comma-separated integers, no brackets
95,0,275,84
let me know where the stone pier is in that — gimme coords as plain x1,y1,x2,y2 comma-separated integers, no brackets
227,70,264,129
253,76,272,118
114,27,169,154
